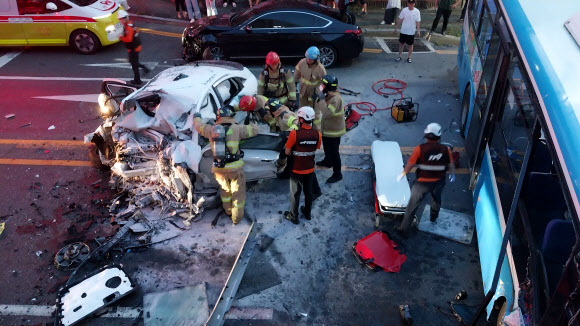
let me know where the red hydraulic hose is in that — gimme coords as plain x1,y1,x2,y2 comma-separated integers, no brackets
345,79,407,116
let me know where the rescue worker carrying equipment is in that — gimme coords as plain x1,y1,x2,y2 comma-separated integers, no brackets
283,106,323,224
258,52,297,109
295,46,327,132
236,95,276,129
118,10,150,85
313,74,346,184
193,105,260,224
396,122,456,235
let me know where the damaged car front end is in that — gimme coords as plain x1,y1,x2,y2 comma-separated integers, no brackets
86,61,281,223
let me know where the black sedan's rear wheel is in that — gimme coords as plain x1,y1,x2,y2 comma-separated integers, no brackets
203,44,226,61
318,45,337,68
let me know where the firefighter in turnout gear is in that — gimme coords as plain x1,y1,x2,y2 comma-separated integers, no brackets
258,52,297,108
236,95,276,130
283,106,323,224
118,10,150,85
397,123,455,235
294,46,327,131
266,98,299,133
266,98,299,173
313,75,346,184
193,105,260,224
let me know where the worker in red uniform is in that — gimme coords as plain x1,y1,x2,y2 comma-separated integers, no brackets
118,10,150,85
283,106,322,224
397,123,455,235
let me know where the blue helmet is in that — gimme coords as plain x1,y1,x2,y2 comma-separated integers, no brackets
305,46,320,60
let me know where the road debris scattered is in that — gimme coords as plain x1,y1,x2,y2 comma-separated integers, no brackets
0,222,4,237
399,304,413,325
35,250,43,257
5,113,15,119
54,242,91,270
48,125,56,130
19,122,32,128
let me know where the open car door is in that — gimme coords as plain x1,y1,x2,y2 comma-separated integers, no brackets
98,79,139,115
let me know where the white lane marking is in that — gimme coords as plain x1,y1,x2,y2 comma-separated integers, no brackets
0,51,21,69
376,37,392,54
0,305,272,320
82,62,169,69
32,94,100,103
0,76,150,81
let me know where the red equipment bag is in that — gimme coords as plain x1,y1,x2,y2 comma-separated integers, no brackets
345,105,361,131
352,231,407,272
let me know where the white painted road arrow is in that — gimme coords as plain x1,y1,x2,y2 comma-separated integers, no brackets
81,62,171,69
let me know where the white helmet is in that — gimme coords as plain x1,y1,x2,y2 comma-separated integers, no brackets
117,10,129,19
297,106,315,121
424,123,442,137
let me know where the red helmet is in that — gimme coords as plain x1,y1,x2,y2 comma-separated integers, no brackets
239,95,256,112
265,51,280,66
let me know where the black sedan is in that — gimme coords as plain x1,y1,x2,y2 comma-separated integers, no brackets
181,0,364,67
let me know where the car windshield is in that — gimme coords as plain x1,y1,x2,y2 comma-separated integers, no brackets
67,0,99,6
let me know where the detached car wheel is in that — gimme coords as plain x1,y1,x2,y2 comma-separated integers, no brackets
318,45,337,68
70,29,101,55
203,45,226,61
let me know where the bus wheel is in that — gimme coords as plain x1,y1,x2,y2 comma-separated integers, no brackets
459,86,470,138
70,29,101,55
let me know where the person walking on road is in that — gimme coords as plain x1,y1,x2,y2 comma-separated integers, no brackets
184,0,201,22
258,52,297,109
428,0,461,36
206,0,217,17
381,0,401,25
284,106,322,225
313,75,345,184
295,46,326,132
395,0,421,63
396,123,455,236
193,105,259,224
118,10,150,85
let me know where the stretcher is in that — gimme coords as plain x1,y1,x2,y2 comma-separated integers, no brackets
371,141,411,227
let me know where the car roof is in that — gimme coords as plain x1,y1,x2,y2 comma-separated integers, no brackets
232,0,346,24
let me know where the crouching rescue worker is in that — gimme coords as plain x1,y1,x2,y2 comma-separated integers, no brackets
193,105,260,224
266,98,299,173
396,123,455,236
283,106,322,224
295,46,327,131
118,10,150,85
258,52,297,109
313,75,346,184
237,95,276,130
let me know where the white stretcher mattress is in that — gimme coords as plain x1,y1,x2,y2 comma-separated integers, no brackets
371,140,411,213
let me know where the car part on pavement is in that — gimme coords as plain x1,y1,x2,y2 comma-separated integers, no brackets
352,231,407,272
206,220,260,326
399,305,413,325
54,243,91,270
55,264,136,326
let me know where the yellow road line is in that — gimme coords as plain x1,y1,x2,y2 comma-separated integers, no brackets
140,28,182,38
0,159,92,167
0,139,87,148
363,48,382,53
435,50,458,54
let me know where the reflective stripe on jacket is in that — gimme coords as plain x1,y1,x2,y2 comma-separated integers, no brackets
317,91,346,138
272,105,299,132
193,116,259,173
292,127,320,173
257,66,297,102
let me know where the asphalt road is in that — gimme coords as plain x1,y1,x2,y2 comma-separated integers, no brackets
0,18,488,326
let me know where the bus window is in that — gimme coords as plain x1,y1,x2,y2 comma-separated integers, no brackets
478,7,494,60
471,0,484,31
475,29,501,107
486,0,497,21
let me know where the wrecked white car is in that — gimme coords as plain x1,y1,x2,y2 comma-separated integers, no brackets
86,61,283,220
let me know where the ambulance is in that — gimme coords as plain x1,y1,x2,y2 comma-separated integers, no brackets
0,0,124,54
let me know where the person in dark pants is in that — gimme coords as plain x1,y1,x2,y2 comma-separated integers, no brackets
284,106,322,224
397,123,455,236
118,10,149,85
176,0,187,19
459,0,467,22
381,0,400,25
313,75,345,184
428,0,461,36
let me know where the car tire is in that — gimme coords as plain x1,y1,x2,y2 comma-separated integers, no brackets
70,29,101,55
203,44,226,61
318,44,338,68
459,85,470,138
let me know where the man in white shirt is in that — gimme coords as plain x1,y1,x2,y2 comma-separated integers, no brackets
395,0,421,63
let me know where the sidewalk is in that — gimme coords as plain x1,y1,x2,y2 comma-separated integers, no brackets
126,0,464,37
